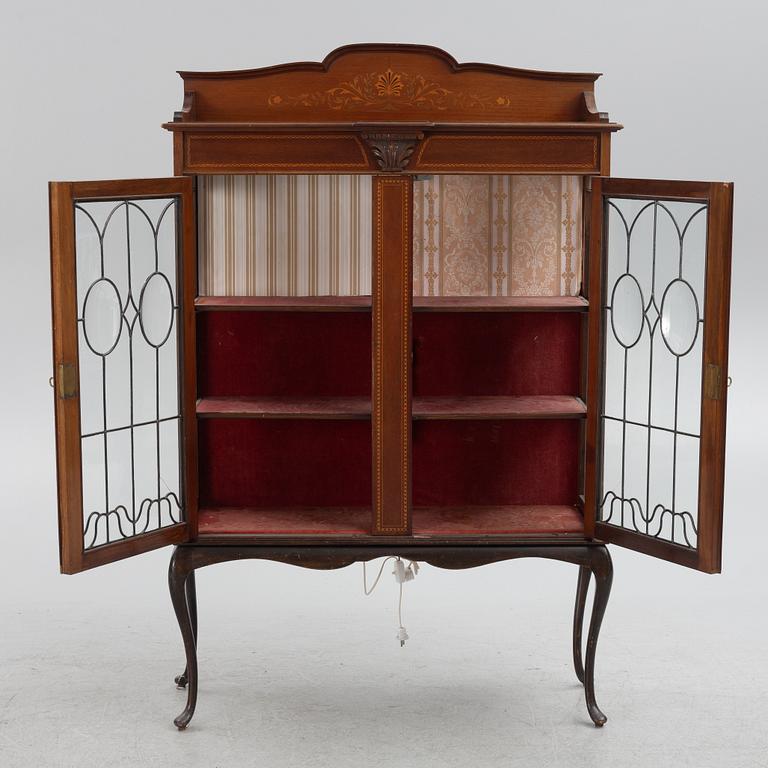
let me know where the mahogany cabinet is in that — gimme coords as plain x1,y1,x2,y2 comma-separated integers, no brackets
48,44,733,729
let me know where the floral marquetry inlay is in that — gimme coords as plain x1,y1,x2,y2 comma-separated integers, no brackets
267,69,516,111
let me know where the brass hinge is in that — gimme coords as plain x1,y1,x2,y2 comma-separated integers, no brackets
704,363,723,400
56,363,78,399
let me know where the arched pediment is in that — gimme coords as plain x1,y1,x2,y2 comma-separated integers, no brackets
173,43,607,124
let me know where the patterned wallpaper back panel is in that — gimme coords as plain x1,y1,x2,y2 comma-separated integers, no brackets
197,175,583,297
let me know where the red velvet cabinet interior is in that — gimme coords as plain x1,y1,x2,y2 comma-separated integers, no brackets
49,45,733,729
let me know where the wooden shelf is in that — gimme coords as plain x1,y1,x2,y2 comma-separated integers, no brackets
412,395,585,420
197,395,585,420
198,507,370,535
195,296,371,311
195,505,584,536
195,296,587,312
197,396,370,419
413,505,584,535
412,296,588,312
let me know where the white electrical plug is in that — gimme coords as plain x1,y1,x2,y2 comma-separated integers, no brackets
363,557,420,648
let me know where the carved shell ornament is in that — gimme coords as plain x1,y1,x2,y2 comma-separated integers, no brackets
267,68,513,111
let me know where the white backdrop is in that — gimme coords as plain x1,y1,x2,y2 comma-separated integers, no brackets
1,2,766,766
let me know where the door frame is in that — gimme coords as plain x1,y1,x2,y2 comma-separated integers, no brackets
50,177,197,573
584,177,733,573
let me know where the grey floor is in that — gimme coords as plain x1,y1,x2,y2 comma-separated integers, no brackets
2,507,767,768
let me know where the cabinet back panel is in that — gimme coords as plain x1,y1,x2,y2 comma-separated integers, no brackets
197,311,371,396
199,420,371,507
197,174,582,298
197,175,373,296
413,312,580,396
413,420,579,506
412,175,583,297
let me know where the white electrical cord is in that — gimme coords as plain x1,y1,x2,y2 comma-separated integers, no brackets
362,557,419,646
396,575,408,647
362,556,398,595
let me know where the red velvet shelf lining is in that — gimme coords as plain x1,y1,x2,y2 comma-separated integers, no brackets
413,420,580,506
198,310,580,398
199,419,372,507
198,418,578,509
198,507,371,535
413,312,581,396
196,395,586,419
196,303,583,517
196,505,584,536
413,505,583,535
197,311,371,396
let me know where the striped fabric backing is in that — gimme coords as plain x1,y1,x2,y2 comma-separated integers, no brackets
198,175,372,296
197,174,582,297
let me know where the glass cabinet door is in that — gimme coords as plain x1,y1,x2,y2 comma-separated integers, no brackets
50,178,195,573
585,178,733,572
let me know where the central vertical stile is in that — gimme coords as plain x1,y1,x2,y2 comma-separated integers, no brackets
372,176,413,534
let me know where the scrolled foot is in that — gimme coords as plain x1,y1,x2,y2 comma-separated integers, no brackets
174,672,188,689
174,707,194,730
587,702,607,727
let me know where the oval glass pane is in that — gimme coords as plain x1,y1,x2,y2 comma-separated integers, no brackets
610,273,645,348
660,278,699,356
139,272,175,347
82,278,123,355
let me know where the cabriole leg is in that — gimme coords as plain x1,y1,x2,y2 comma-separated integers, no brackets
174,570,197,689
572,564,591,684
169,547,198,730
583,546,613,727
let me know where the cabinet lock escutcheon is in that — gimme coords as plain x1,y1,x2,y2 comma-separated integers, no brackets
56,363,78,399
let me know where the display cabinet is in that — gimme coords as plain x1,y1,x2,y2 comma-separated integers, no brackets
49,44,733,729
